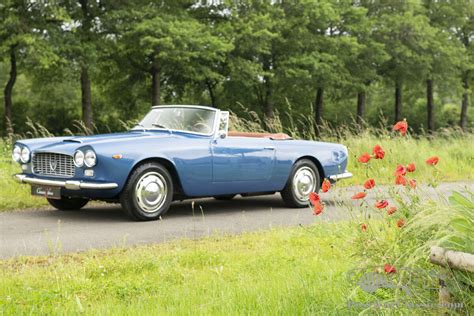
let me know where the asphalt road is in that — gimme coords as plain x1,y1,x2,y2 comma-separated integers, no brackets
1,181,472,259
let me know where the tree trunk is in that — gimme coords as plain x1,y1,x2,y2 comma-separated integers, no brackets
262,56,274,121
151,61,161,106
460,75,469,131
315,87,324,135
263,74,274,120
79,0,93,131
356,91,366,126
80,65,93,131
206,79,217,108
395,83,402,122
4,45,17,136
427,79,434,132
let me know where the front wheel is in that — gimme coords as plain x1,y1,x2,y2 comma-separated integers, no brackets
120,162,173,221
280,159,320,208
47,196,89,211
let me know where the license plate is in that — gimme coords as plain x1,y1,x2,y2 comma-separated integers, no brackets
31,185,61,199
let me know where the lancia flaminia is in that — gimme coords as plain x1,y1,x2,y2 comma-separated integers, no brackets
12,105,352,221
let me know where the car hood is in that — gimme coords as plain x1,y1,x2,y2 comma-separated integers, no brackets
19,131,177,154
65,131,167,145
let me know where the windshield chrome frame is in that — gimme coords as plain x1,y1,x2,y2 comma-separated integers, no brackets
132,105,219,137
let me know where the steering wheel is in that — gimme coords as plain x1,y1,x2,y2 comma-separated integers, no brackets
193,122,211,133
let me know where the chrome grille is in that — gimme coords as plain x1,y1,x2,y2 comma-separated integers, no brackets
32,153,75,178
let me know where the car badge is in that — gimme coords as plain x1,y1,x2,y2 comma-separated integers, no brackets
50,160,57,171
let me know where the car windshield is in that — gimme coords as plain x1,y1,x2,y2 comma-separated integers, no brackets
134,107,216,134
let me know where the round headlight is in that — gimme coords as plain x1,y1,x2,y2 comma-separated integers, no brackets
74,150,84,167
20,147,30,163
12,145,21,162
84,150,96,167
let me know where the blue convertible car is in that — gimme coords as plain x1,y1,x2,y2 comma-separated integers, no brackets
13,105,352,220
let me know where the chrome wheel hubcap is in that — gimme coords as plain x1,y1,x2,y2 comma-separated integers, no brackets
292,166,317,202
135,172,167,213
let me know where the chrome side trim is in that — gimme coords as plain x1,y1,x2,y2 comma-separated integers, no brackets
14,174,118,190
328,171,353,181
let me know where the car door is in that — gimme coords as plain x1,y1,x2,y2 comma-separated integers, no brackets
211,136,276,182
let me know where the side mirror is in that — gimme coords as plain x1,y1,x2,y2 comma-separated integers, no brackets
216,111,229,139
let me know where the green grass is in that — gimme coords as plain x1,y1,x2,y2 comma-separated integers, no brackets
1,133,473,211
2,220,459,315
0,151,46,210
344,132,474,186
1,223,357,315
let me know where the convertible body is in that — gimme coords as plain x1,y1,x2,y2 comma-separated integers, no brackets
13,105,351,220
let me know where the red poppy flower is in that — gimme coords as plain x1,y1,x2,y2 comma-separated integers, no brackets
364,178,375,190
372,144,385,159
313,201,324,216
397,219,405,228
352,192,367,200
375,200,389,209
321,179,331,193
426,156,439,166
384,264,396,274
406,163,416,173
387,206,397,215
393,119,408,135
395,175,407,186
409,179,417,189
358,152,371,164
361,223,367,232
309,192,320,205
394,164,407,176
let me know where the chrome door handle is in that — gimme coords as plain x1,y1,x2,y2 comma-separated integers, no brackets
264,146,275,150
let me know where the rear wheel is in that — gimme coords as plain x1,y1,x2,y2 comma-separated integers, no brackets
213,194,236,201
120,162,173,221
280,159,320,208
47,196,89,211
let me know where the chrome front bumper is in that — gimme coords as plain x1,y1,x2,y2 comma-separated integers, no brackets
328,171,353,181
14,174,118,190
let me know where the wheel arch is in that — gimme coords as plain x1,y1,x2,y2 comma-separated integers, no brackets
128,157,184,195
295,156,325,184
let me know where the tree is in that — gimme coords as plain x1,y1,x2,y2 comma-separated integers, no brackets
110,0,231,108
54,0,107,130
424,0,473,131
226,0,284,119
371,3,432,123
343,3,388,126
187,2,234,108
0,0,61,135
420,1,464,132
283,0,355,133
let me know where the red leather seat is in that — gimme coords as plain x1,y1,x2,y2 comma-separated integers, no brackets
227,131,292,140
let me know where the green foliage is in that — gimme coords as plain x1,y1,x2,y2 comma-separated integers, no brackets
1,0,474,135
445,192,474,254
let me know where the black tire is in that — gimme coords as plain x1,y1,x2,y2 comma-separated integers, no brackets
280,159,321,208
47,197,89,211
213,194,236,201
120,162,173,221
